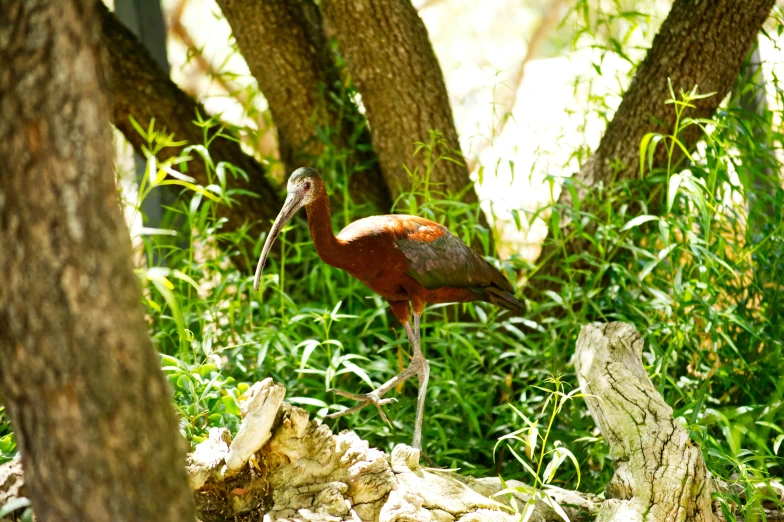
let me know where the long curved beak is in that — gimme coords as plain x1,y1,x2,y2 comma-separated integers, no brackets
253,191,304,291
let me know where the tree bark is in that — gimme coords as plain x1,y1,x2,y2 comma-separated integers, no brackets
215,0,392,212
0,1,194,520
98,2,283,239
528,0,774,298
322,0,478,204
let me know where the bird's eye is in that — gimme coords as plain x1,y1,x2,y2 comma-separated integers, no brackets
303,181,311,192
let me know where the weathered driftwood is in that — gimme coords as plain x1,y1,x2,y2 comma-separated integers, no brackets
2,323,783,521
183,377,598,522
575,323,716,522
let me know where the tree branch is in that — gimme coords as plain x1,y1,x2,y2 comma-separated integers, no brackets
98,1,282,239
575,323,714,521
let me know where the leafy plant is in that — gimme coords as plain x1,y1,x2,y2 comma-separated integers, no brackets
494,376,586,522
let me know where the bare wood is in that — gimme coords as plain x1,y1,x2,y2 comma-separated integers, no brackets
528,0,774,296
575,323,715,522
185,382,596,522
215,0,392,211
0,0,194,520
98,1,283,237
323,0,478,203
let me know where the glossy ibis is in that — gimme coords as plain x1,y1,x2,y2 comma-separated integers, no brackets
253,167,522,449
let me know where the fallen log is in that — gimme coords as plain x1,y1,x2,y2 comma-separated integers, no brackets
1,323,782,521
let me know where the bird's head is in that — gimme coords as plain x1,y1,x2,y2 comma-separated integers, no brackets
253,167,323,291
286,166,323,207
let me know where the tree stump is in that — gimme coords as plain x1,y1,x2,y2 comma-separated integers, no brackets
574,322,716,522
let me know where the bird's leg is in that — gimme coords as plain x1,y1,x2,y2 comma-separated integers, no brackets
410,311,429,450
325,317,425,429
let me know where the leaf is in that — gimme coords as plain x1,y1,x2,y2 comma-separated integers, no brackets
646,134,662,175
543,449,566,484
128,114,148,141
138,227,178,236
339,361,375,388
639,132,657,176
508,446,539,481
189,192,204,216
526,421,539,461
206,353,222,369
148,158,163,189
620,215,659,232
774,434,784,454
157,180,223,203
542,492,571,522
163,165,196,183
552,446,581,489
288,397,329,408
508,403,536,428
202,327,213,356
171,269,201,292
667,172,683,213
146,271,186,346
221,395,241,416
297,340,320,372
520,497,537,522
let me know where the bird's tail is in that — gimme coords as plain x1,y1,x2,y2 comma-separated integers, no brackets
487,287,524,312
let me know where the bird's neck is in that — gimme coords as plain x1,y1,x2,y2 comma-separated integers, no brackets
305,192,346,268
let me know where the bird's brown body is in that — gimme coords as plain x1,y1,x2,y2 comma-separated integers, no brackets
253,168,521,449
304,189,521,324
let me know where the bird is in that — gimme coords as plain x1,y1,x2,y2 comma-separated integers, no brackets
253,167,523,449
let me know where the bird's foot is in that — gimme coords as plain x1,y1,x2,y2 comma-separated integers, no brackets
325,388,398,427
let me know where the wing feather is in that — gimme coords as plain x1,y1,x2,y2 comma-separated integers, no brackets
393,218,513,293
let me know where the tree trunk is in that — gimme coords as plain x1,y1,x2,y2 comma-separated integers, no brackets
528,0,774,299
0,1,194,520
322,0,478,204
98,2,283,241
215,0,392,212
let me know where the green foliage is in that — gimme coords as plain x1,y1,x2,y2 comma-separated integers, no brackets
494,376,587,522
0,407,15,465
523,70,784,512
